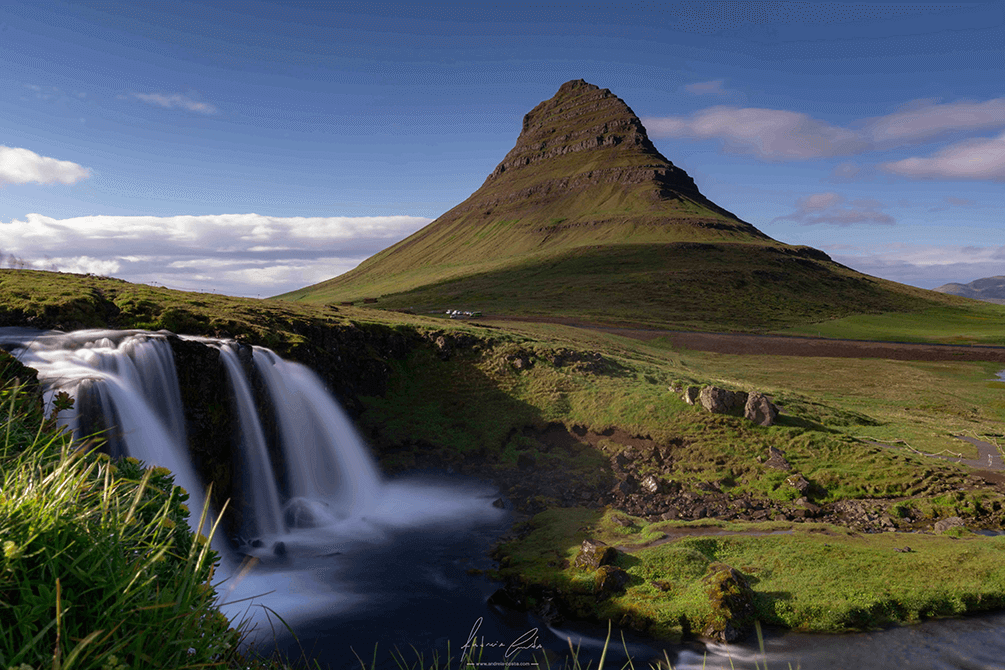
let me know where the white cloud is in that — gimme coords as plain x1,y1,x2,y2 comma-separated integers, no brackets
132,92,218,114
683,79,728,96
0,146,91,186
879,132,1005,181
643,96,1005,173
861,98,1005,144
0,213,432,297
827,243,1005,289
642,107,867,160
772,192,895,226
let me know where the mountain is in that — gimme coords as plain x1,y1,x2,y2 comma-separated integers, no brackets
279,80,959,330
933,277,1005,305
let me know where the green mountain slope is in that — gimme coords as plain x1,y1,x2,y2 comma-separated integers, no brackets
279,80,974,330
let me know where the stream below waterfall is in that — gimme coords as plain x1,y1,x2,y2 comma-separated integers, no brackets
2,327,1005,669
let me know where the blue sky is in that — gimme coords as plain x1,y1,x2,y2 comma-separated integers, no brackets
1,1,1002,298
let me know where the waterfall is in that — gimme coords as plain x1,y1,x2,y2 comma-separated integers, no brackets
1,328,384,549
253,347,382,524
216,343,285,538
5,330,206,510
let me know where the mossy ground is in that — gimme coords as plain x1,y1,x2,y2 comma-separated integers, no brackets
495,508,1005,641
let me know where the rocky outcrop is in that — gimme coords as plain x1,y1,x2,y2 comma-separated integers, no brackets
684,385,777,426
935,516,965,533
594,565,630,597
701,563,756,643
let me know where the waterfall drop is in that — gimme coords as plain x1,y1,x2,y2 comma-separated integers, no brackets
1,328,389,547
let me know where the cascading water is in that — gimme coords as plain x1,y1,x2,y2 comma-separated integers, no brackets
3,330,206,513
0,327,513,667
252,346,381,526
1,329,392,545
215,343,285,538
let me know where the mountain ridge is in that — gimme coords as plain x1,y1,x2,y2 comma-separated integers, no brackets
934,276,1005,304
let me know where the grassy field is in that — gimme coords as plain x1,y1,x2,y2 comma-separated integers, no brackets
5,268,1005,653
495,508,1005,641
778,304,1005,345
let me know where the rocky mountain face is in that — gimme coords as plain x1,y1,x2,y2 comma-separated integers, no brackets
476,79,755,228
934,276,1005,304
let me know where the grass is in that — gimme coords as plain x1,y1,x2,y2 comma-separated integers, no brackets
777,303,1005,346
282,241,979,335
494,507,1005,642
358,321,983,506
0,351,241,668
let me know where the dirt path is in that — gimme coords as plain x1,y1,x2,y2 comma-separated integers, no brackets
477,315,1005,363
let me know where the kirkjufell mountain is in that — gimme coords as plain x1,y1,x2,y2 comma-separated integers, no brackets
280,80,959,330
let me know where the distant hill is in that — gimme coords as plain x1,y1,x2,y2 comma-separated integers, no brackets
279,79,967,331
933,277,1005,305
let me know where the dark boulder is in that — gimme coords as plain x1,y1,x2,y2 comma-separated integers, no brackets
574,539,619,570
594,565,630,597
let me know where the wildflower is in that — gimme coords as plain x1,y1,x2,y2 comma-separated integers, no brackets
125,457,140,465
151,466,172,477
160,517,176,529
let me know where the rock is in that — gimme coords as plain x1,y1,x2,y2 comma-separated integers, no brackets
574,539,619,570
682,386,700,405
434,335,452,360
508,352,533,370
492,497,506,509
487,587,524,609
745,392,778,426
594,565,630,597
934,516,965,533
785,474,810,494
640,475,662,494
698,386,748,414
612,477,635,496
764,446,792,471
699,386,731,413
794,497,820,518
701,563,756,643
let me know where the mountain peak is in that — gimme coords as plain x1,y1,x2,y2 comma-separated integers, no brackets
481,79,741,221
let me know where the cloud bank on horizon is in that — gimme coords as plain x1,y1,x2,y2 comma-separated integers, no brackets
0,213,430,298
